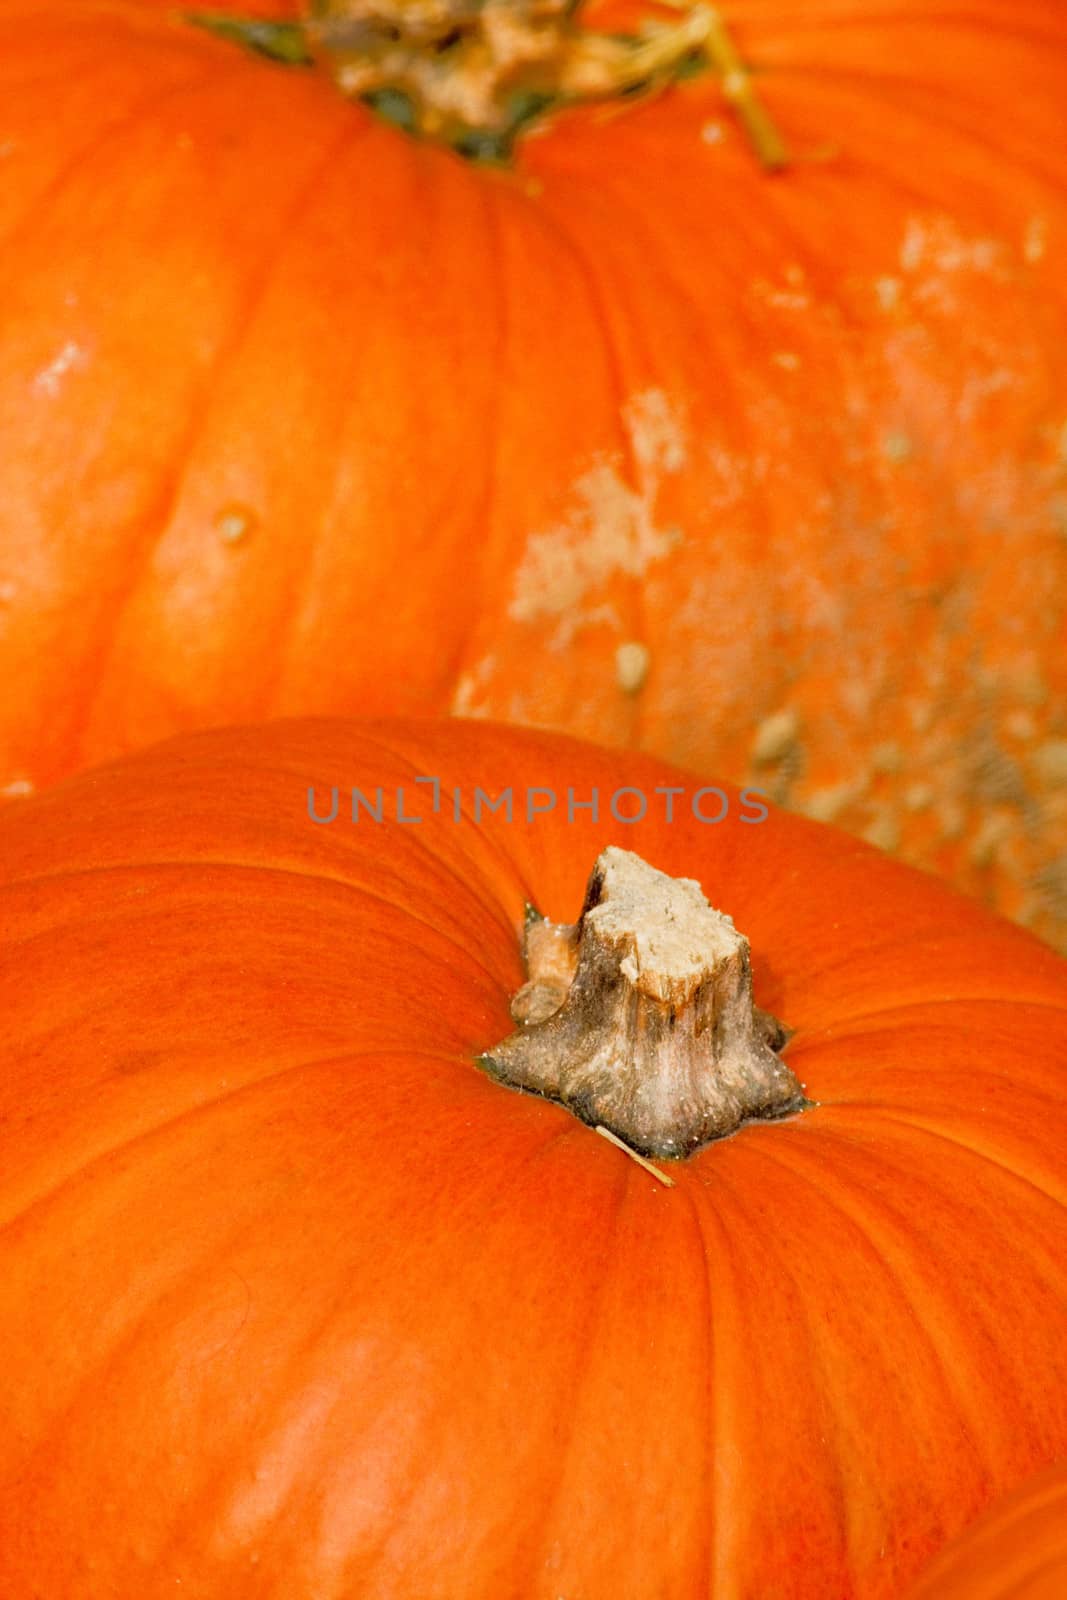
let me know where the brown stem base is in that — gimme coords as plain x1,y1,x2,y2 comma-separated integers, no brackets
188,2,787,166
479,847,805,1158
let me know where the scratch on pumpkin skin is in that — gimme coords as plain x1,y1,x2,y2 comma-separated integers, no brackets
507,389,687,646
595,1124,675,1187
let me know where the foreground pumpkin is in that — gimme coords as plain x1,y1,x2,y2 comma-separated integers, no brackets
2,2,1067,945
1,718,1065,1598
905,1459,1067,1599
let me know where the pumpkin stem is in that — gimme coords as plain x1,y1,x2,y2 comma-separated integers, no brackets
187,1,786,166
479,846,804,1158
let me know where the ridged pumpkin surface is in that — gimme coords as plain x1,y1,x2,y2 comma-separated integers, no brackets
0,718,1065,1598
906,1459,1067,1599
0,1,1066,943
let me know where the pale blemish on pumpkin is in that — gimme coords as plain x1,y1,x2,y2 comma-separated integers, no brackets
804,783,861,824
899,217,1004,278
752,263,812,314
0,579,16,604
703,443,765,512
700,120,725,144
1,777,34,798
1004,710,1038,741
976,660,1051,702
615,640,650,695
214,504,257,546
31,340,87,398
1023,216,1048,264
508,390,686,642
772,352,801,371
935,801,966,843
1035,741,1067,788
508,466,681,638
969,813,1013,869
956,365,1019,426
1024,674,1050,708
968,740,1028,808
882,431,913,464
751,708,799,765
871,742,904,775
839,672,880,721
863,813,901,854
896,216,1016,330
624,388,686,475
216,1381,346,1551
904,783,933,813
899,221,926,274
1034,858,1067,921
875,276,902,312
450,652,498,717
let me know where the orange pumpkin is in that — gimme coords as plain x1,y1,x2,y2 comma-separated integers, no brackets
2,0,1066,950
905,1459,1067,1599
1,717,1066,1598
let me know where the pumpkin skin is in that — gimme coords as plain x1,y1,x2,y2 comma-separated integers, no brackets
1,718,1066,1599
2,3,1067,946
905,1459,1067,1598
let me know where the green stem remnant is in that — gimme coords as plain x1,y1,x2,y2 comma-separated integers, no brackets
188,1,787,165
479,847,804,1159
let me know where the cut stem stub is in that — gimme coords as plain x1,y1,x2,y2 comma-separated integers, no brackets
189,1,787,166
479,846,804,1158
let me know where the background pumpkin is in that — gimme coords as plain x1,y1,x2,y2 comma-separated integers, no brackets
2,0,1066,949
1,717,1066,1598
905,1458,1067,1598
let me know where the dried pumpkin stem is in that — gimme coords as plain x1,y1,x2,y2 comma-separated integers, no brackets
188,0,786,165
479,846,804,1159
